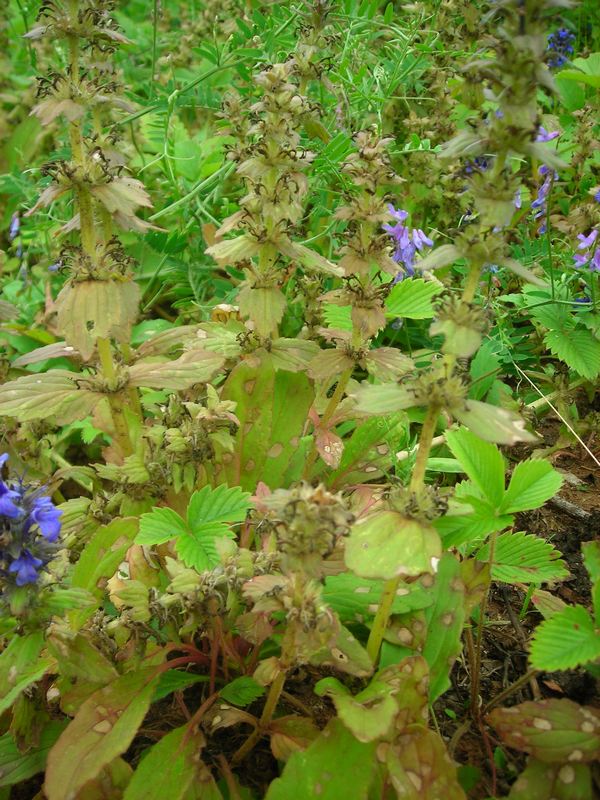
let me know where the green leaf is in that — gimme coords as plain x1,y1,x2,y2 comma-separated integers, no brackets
175,527,233,572
322,304,352,331
0,633,53,716
219,676,265,707
137,508,189,546
221,353,314,491
544,328,600,380
0,370,106,424
422,554,466,701
323,573,432,623
45,668,162,800
351,383,416,415
327,414,406,488
153,671,210,702
500,459,563,513
0,722,67,788
558,53,600,88
186,484,251,531
529,606,600,671
123,724,223,800
265,719,377,800
315,675,398,743
453,400,537,444
445,428,505,508
385,279,443,319
488,699,600,763
582,541,600,621
345,511,441,581
508,758,592,800
71,518,138,628
478,532,568,584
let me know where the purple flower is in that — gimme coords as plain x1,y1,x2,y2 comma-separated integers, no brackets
531,166,557,234
0,453,62,588
594,189,600,204
383,204,434,280
536,126,559,143
28,496,62,542
514,188,522,210
573,227,600,272
8,213,20,242
9,551,44,586
547,28,575,68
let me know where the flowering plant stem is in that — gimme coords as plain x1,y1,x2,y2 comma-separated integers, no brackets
366,259,483,664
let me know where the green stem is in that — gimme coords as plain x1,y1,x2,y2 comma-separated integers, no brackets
97,337,133,457
366,402,440,663
231,669,287,763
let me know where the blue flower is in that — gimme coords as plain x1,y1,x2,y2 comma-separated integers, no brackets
547,28,575,68
29,496,62,542
536,126,559,143
0,453,62,587
383,204,433,281
8,213,20,242
9,551,44,586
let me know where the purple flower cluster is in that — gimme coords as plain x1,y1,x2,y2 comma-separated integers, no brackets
531,165,557,235
0,453,62,586
383,205,433,281
573,229,600,273
547,28,575,68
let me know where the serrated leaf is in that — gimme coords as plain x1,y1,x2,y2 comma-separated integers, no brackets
477,531,568,584
265,719,377,800
453,400,537,444
45,667,163,800
0,722,68,788
137,507,189,546
152,671,210,702
445,427,505,508
123,724,222,800
219,676,265,707
544,328,600,380
0,370,105,423
385,279,443,319
322,304,353,331
186,484,251,530
345,511,441,581
351,383,416,414
500,459,563,513
530,606,600,671
175,527,233,571
129,349,224,390
487,699,600,763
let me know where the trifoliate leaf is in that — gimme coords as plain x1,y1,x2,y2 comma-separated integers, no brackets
500,459,563,513
445,427,505,508
137,508,189,546
219,676,265,707
477,531,568,584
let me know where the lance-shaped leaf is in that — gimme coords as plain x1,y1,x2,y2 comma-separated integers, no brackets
411,244,461,272
45,667,163,800
385,727,466,800
529,605,600,671
345,511,441,581
0,370,105,423
129,349,224,390
0,633,53,716
422,553,466,701
350,383,416,415
487,699,600,764
270,338,320,373
56,280,140,361
278,239,343,276
265,718,378,800
501,258,548,288
323,573,431,623
452,400,537,444
205,234,261,264
508,758,593,800
12,342,81,367
0,722,67,788
122,724,223,800
220,352,313,491
365,348,414,381
136,325,200,357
